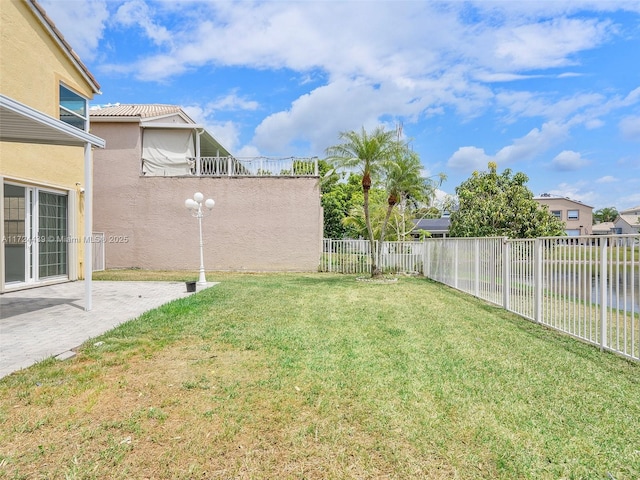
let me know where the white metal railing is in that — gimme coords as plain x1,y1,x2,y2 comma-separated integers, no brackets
188,156,319,177
321,235,640,361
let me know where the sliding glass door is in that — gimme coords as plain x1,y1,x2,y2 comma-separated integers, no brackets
3,183,68,286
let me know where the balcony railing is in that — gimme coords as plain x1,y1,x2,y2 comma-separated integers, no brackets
188,156,319,177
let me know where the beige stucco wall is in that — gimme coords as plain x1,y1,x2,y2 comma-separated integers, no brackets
92,123,323,271
1,0,100,283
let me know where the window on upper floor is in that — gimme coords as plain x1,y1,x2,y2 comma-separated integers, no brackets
551,210,562,219
59,84,88,131
567,209,579,220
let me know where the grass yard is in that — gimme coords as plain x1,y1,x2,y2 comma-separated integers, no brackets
1,272,638,479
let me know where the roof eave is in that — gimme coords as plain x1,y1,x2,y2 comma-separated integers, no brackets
1,94,105,148
25,0,101,94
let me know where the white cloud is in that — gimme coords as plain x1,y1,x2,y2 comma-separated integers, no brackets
619,115,640,141
596,175,617,183
208,92,259,112
547,182,596,206
492,18,612,70
495,91,605,123
447,146,492,172
39,0,108,61
182,104,240,153
447,121,569,172
550,150,590,171
113,0,172,46
205,120,240,154
250,78,423,155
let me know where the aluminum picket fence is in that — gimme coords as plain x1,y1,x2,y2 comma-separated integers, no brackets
322,235,640,362
321,238,424,274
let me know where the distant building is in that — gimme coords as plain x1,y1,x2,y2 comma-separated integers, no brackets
411,217,451,238
534,194,593,236
613,206,640,235
619,205,640,216
591,222,616,235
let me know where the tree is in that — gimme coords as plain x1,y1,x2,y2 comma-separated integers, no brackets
593,207,618,223
377,150,443,268
325,127,400,276
448,162,565,238
322,181,363,238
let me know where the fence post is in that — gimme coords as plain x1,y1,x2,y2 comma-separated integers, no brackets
600,238,608,351
534,238,543,323
503,239,510,310
423,240,429,277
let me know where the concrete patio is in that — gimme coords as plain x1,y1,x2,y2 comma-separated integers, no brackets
0,280,216,379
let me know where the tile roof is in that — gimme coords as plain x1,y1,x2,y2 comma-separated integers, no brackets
620,206,640,215
90,104,185,119
592,222,615,234
534,196,593,208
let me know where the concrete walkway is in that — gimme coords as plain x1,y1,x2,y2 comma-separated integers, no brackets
0,280,216,379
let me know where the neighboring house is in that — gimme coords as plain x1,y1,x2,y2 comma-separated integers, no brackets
620,206,640,216
613,206,640,235
534,195,593,236
90,104,323,272
0,0,104,295
411,217,451,238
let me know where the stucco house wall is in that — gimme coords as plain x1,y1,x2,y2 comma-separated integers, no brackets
534,196,593,236
91,121,323,272
1,0,102,292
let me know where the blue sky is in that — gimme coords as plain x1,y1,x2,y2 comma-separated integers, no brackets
41,0,640,211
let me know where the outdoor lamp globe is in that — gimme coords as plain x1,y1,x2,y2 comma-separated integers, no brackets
194,192,204,203
205,198,215,209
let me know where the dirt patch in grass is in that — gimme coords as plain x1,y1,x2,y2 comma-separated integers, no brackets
1,338,452,479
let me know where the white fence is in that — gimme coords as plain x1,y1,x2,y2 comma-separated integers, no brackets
321,238,425,274
321,236,640,362
92,232,105,272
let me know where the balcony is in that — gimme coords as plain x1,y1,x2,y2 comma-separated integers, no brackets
187,156,319,177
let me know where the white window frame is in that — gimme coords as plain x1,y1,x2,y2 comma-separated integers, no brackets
567,209,579,220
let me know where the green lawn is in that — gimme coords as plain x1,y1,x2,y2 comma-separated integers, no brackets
1,272,638,479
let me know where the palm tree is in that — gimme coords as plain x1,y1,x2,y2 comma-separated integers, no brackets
325,127,399,276
377,150,443,270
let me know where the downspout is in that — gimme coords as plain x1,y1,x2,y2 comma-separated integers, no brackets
84,142,92,311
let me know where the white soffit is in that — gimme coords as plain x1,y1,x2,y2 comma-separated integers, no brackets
0,94,105,148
